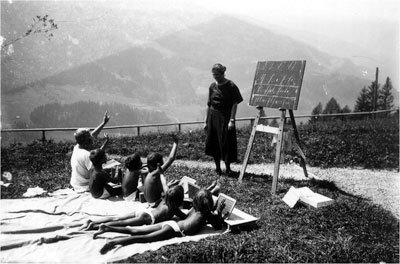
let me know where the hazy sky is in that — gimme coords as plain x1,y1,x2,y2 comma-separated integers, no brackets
197,0,399,44
202,0,399,21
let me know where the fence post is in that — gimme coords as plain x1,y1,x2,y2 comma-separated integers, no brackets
41,130,46,143
178,124,181,133
137,127,140,136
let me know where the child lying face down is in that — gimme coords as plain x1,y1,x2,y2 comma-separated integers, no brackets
80,185,186,231
143,135,179,205
89,146,122,199
96,188,227,254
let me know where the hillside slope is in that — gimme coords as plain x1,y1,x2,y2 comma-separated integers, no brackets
2,16,372,128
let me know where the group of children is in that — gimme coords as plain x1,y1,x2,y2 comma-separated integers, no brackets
70,112,228,254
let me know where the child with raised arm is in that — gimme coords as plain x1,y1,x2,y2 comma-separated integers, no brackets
84,185,186,234
70,111,110,192
89,144,122,199
97,188,227,254
143,135,179,205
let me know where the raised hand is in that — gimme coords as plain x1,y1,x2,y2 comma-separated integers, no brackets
103,111,110,124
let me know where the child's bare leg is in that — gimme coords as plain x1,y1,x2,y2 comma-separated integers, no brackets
102,212,150,228
79,219,93,230
99,225,176,254
81,212,138,230
94,223,162,239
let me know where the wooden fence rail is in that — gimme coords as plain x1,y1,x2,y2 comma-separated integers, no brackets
1,109,398,142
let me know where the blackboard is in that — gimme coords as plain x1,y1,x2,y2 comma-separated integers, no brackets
249,60,306,110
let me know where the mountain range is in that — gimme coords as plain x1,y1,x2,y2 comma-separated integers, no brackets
1,1,397,130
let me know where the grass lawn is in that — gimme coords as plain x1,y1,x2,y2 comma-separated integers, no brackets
1,120,399,262
109,165,398,263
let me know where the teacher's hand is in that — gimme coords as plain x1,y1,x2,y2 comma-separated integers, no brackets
228,120,235,130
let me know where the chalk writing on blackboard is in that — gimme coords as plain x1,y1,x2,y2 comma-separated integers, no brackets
249,60,306,110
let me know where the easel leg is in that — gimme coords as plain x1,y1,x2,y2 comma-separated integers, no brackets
289,110,308,178
238,107,264,183
272,109,286,194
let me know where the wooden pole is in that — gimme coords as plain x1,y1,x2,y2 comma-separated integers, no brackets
271,109,286,194
41,130,46,143
289,110,308,177
373,67,379,119
238,107,264,183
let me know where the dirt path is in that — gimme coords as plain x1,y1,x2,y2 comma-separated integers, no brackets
173,160,400,219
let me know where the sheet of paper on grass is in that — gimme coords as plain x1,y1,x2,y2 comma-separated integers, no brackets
282,186,334,208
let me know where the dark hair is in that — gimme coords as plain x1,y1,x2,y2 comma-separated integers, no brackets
125,153,142,171
165,185,184,209
211,63,226,74
74,128,92,146
146,152,164,171
193,189,214,213
89,149,106,166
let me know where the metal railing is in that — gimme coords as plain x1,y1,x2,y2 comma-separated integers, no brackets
1,109,398,142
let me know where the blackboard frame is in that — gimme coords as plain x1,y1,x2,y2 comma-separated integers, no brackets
249,60,306,110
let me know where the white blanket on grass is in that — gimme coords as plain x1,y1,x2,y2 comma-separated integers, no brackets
0,189,225,263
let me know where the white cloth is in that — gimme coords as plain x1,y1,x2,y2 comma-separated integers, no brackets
142,208,155,225
1,192,224,263
162,220,185,236
123,191,137,202
70,145,92,192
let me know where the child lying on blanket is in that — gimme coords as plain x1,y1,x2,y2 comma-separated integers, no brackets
89,146,122,199
80,184,186,231
81,180,220,230
143,134,179,206
97,187,228,255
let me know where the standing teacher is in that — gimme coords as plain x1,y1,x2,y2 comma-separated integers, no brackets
204,63,243,176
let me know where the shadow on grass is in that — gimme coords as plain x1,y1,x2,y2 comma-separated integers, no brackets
226,170,368,201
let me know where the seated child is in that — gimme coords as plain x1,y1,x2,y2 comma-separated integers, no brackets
89,147,122,199
70,111,110,192
85,185,186,235
121,153,148,200
143,135,178,205
97,188,228,254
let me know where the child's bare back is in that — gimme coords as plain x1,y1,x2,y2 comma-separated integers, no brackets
143,135,178,204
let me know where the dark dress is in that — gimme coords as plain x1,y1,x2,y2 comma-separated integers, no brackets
205,80,243,163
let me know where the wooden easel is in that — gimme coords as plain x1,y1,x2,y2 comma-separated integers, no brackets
238,108,308,194
238,60,307,194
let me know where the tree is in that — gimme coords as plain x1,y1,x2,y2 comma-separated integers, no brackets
323,97,341,114
341,105,351,113
354,85,373,112
378,77,394,110
310,102,323,123
1,15,57,56
322,97,341,121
